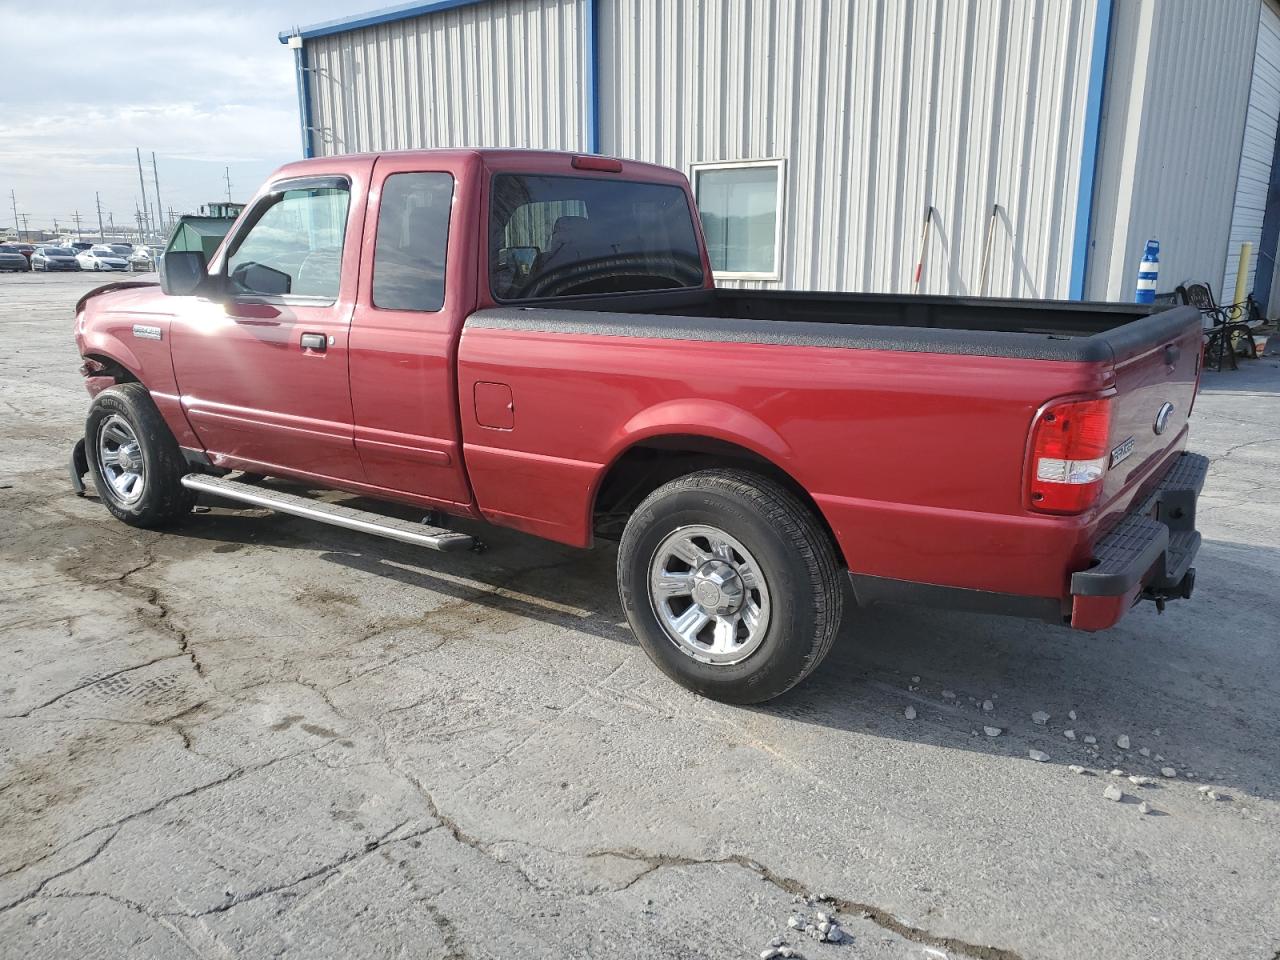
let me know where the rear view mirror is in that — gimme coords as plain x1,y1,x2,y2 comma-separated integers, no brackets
231,262,292,297
160,250,207,296
498,246,538,278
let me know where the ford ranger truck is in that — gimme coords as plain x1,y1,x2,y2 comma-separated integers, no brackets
70,149,1207,704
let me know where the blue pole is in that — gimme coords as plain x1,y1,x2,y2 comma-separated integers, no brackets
1069,0,1115,300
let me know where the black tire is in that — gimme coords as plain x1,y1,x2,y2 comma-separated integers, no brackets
85,383,195,528
617,468,844,704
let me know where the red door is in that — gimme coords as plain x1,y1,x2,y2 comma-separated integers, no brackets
170,162,372,483
346,151,480,509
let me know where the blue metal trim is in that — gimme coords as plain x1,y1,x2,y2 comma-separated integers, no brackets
278,0,490,43
584,0,601,153
292,45,314,158
1253,107,1280,310
1069,0,1114,300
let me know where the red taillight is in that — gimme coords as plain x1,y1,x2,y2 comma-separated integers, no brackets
570,155,623,172
1027,397,1113,514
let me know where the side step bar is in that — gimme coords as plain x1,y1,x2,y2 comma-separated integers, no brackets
180,473,475,553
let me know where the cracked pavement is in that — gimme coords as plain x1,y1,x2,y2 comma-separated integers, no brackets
2,273,1279,959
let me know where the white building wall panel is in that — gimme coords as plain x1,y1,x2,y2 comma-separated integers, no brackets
304,0,587,157
1087,0,1259,302
598,0,1100,296
1223,1,1280,299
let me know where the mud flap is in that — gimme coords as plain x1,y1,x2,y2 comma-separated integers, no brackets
70,438,89,496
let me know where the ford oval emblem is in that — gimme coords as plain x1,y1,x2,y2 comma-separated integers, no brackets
1154,401,1175,435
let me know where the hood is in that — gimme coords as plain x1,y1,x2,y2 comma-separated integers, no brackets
75,278,161,315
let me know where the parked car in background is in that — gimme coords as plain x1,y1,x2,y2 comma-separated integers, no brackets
32,247,82,271
68,241,94,254
10,243,35,263
127,246,162,272
0,246,31,272
76,246,129,272
108,243,134,258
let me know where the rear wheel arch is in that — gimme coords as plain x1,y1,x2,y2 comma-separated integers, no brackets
591,433,846,567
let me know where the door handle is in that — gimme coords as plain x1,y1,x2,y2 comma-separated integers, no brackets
300,332,328,352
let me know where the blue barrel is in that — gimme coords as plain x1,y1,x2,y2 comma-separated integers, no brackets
1136,239,1159,304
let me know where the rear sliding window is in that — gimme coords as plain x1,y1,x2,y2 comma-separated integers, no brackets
488,174,705,301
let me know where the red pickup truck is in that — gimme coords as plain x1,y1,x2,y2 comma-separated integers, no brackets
71,149,1207,703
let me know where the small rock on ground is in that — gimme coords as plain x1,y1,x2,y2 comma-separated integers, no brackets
1032,711,1050,725
942,689,956,699
1064,729,1076,740
1116,734,1131,749
1104,784,1124,802
1083,735,1097,744
1068,709,1077,720
1128,775,1154,787
1139,747,1151,757
1068,764,1088,775
1138,802,1151,815
1029,749,1050,762
982,699,993,712
1161,767,1177,778
1110,768,1124,776
904,706,917,720
983,726,1002,737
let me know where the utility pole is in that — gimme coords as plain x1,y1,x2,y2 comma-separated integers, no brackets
71,210,83,240
136,147,152,241
9,189,19,240
96,192,105,239
224,166,233,203
151,152,165,234
108,212,115,236
18,213,30,239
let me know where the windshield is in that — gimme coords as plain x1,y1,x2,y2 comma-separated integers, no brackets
110,245,133,255
44,248,73,256
488,174,704,300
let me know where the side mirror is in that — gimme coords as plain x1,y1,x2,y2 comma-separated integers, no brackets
160,250,207,296
231,262,292,297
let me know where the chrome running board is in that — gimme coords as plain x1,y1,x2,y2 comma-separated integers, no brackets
180,473,475,553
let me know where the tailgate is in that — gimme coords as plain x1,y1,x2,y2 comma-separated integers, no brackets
1096,305,1202,514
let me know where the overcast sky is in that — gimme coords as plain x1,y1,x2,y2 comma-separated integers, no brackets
0,1,361,234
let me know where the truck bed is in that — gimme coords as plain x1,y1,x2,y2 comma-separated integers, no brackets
474,288,1198,363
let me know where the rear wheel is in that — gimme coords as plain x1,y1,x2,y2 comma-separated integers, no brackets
617,468,843,704
85,383,195,527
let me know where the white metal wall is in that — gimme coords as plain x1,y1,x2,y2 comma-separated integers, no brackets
1223,1,1280,299
598,0,1101,296
304,0,587,157
1086,0,1260,302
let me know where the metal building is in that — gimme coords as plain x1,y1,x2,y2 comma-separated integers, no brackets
280,0,1280,307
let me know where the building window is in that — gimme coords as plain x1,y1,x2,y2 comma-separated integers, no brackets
691,159,784,280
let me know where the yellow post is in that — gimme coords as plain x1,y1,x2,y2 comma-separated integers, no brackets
1235,241,1253,305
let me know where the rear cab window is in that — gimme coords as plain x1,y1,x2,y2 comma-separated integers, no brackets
488,174,704,301
372,172,454,312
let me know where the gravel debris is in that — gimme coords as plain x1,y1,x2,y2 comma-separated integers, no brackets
941,689,956,699
911,676,921,683
1068,764,1088,775
1083,735,1097,744
1068,710,1077,721
826,927,843,943
762,950,782,960
1029,749,1050,762
1161,767,1176,778
1104,784,1124,802
788,915,806,929
983,726,1002,737
1063,729,1076,740
1197,785,1213,794
816,912,830,924
771,936,785,947
904,706,917,720
1032,710,1050,725
981,699,994,712
1110,768,1124,776
1206,790,1226,801
779,949,799,959
1139,747,1151,757
1116,734,1130,749
1128,775,1154,787
1138,801,1151,815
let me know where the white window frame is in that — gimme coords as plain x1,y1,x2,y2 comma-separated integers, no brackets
689,158,786,282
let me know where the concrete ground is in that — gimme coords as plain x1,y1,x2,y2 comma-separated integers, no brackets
1,272,1277,960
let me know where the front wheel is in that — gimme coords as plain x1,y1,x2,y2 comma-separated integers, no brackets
85,383,195,527
617,468,844,704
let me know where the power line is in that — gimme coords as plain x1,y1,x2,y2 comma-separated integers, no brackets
224,166,233,203
71,210,83,240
